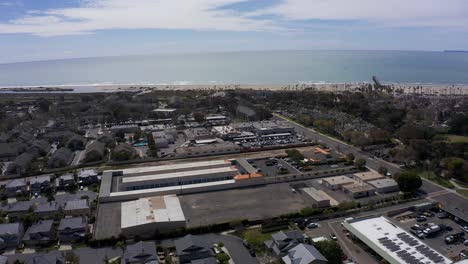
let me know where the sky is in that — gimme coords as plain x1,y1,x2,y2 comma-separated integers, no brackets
0,0,468,63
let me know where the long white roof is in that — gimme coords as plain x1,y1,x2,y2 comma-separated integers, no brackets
121,195,185,228
122,166,238,183
344,216,451,264
113,160,230,175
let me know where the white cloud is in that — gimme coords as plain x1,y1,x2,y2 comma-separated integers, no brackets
251,0,468,29
0,0,467,37
0,0,280,36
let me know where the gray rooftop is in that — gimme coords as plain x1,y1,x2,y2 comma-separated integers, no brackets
368,178,398,189
7,200,33,213
123,241,158,264
78,169,98,178
35,201,60,213
59,173,75,181
24,220,54,236
0,223,23,236
29,175,51,185
272,230,304,244
283,243,327,264
58,217,87,230
6,178,27,188
174,234,214,256
64,199,89,211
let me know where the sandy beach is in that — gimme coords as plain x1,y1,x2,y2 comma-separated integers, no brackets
1,82,468,95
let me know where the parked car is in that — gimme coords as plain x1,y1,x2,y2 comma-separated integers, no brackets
307,223,319,229
462,225,468,232
437,212,449,219
416,215,427,222
242,240,251,249
330,233,337,240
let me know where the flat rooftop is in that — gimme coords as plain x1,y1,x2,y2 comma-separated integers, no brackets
353,171,385,182
121,166,238,183
344,216,451,264
302,187,329,202
121,195,185,229
322,175,354,185
113,160,230,175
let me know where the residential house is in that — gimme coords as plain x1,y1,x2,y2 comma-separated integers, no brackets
56,173,75,190
121,241,158,264
23,220,55,246
25,254,65,264
265,230,306,256
77,169,99,186
34,201,61,219
29,140,51,156
63,199,90,217
58,217,88,243
6,201,33,219
48,147,74,169
0,223,24,249
29,174,52,194
174,234,216,263
282,243,328,264
5,178,27,197
0,142,25,161
67,135,86,151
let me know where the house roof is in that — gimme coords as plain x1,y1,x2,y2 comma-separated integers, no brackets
123,241,158,263
58,217,87,230
24,220,54,238
25,254,65,264
86,141,105,156
191,257,218,264
272,230,304,244
78,169,98,178
7,200,33,213
6,178,27,188
174,234,214,256
282,243,327,264
0,223,23,236
59,173,75,181
64,199,89,211
49,147,73,165
29,175,51,185
35,201,60,213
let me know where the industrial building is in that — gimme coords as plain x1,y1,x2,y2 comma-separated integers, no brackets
175,141,241,158
99,159,265,202
342,183,375,198
368,178,399,193
301,187,331,208
343,216,451,264
121,195,186,238
321,176,354,190
352,171,385,184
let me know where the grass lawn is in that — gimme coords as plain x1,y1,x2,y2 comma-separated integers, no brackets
456,189,468,198
418,171,455,189
446,135,468,143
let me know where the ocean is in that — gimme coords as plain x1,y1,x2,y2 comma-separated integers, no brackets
1,50,468,87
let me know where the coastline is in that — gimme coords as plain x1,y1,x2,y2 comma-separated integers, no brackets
0,82,468,95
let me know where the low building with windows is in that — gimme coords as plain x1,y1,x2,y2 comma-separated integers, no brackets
321,176,354,190
368,178,399,193
265,230,307,256
63,199,90,217
29,175,52,194
352,171,385,184
342,183,375,198
282,243,328,264
0,223,24,249
58,217,88,243
22,220,55,246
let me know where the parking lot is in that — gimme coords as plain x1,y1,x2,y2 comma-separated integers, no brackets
180,182,310,227
248,158,301,177
393,211,468,259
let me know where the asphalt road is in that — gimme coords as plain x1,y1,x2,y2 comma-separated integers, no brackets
273,114,468,220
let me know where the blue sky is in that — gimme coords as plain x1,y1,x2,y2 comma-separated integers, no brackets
0,0,468,63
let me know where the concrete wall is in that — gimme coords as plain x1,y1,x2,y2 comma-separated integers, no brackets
121,220,186,239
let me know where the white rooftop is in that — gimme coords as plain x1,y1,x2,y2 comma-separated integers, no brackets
121,195,185,228
113,160,230,175
344,216,451,264
122,166,238,183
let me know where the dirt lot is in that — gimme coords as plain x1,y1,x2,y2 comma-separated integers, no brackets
180,182,310,227
94,202,122,239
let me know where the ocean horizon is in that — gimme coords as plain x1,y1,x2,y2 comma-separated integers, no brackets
1,50,468,87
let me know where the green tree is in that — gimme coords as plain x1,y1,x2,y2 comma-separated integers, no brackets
447,157,468,181
355,158,366,170
65,251,80,264
314,240,344,264
378,166,388,175
216,253,230,264
193,112,206,123
396,172,422,193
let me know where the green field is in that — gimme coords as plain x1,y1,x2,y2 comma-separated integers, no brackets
456,189,468,198
446,135,468,143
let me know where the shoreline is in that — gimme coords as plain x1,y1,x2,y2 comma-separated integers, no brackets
0,82,467,95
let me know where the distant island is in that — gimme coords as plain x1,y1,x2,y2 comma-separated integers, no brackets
444,50,468,53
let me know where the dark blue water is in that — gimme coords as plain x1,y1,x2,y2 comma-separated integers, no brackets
1,50,468,86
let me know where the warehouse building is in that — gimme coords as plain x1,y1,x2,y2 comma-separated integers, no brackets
321,176,354,190
99,159,265,202
301,187,331,208
368,178,399,193
121,195,186,238
175,141,241,158
343,216,451,264
352,171,385,184
342,183,375,198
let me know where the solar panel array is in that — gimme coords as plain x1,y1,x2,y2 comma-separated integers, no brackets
415,244,446,263
377,233,447,264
